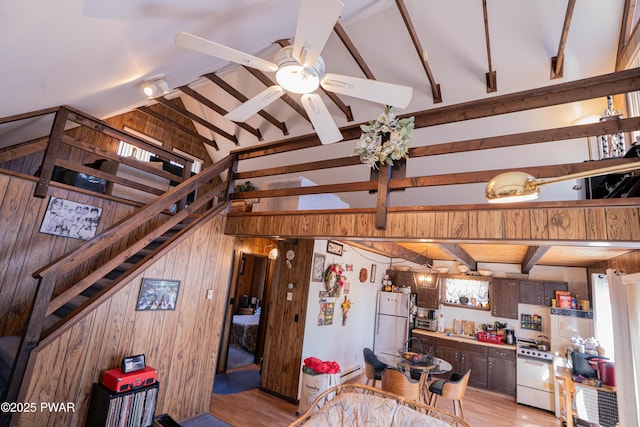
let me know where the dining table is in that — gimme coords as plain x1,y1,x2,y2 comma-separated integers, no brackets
378,353,453,403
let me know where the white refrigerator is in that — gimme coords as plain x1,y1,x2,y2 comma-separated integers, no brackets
373,292,413,359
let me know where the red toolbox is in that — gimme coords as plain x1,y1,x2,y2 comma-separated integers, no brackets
102,366,157,393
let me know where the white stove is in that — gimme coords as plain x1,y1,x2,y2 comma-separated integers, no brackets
516,340,555,412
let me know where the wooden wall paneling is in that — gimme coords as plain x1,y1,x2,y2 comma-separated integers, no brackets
434,212,449,239
501,209,531,240
386,212,409,237
548,208,587,240
604,207,640,241
414,211,437,238
448,211,469,239
17,335,69,426
584,208,608,241
261,239,313,402
468,210,503,239
529,209,549,240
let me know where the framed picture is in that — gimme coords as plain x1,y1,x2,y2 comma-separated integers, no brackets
370,264,377,283
136,278,180,311
39,197,102,240
327,240,343,256
312,253,326,282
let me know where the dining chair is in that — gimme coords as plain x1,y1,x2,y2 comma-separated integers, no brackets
427,369,471,419
381,367,420,402
362,347,387,387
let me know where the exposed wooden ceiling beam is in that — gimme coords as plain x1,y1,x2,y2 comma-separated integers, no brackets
522,246,550,273
616,0,639,70
351,241,433,265
435,243,477,271
395,0,442,103
551,0,576,79
334,22,376,80
203,72,288,135
136,106,218,150
242,66,311,122
482,0,497,92
275,38,353,122
155,97,238,145
618,0,637,61
178,85,262,141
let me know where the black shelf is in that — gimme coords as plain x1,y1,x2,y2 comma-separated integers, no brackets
86,381,158,427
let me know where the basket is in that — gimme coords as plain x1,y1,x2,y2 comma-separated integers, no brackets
477,332,504,344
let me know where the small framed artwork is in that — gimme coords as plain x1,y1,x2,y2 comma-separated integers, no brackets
370,264,377,283
312,253,326,282
136,278,180,311
327,240,343,256
39,197,102,240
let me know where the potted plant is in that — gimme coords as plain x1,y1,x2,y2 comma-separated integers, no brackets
232,181,260,212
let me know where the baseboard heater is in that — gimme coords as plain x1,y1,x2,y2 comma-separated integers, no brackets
340,365,362,383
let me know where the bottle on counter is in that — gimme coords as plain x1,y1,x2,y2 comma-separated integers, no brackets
437,313,445,333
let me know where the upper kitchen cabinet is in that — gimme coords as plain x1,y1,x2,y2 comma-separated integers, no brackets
519,280,568,306
491,278,519,319
387,269,440,309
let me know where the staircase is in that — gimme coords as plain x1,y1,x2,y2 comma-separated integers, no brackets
0,154,235,420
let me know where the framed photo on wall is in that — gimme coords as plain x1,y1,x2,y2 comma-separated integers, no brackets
136,278,180,311
312,253,326,282
39,197,102,240
327,240,343,256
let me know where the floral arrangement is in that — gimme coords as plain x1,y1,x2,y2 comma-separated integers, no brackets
341,296,352,326
354,105,415,169
324,263,346,296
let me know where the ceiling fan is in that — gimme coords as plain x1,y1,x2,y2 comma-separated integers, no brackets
175,0,413,144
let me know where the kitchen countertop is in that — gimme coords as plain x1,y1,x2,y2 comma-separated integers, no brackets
412,329,517,350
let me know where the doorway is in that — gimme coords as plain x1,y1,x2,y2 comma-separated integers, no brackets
219,252,272,372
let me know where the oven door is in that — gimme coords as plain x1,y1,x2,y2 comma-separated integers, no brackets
516,356,555,412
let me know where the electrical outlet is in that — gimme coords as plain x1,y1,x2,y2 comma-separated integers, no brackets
206,289,214,300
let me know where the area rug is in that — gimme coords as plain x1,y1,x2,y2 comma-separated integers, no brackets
227,344,254,369
213,369,260,394
180,413,232,427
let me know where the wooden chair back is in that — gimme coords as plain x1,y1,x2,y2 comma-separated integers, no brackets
441,369,471,400
381,368,420,401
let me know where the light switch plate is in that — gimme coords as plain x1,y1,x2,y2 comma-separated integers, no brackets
286,292,293,301
206,289,214,299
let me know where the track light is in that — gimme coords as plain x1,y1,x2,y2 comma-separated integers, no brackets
142,75,170,99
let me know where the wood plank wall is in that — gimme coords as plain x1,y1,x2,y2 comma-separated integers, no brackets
16,214,235,426
0,173,137,336
224,207,640,243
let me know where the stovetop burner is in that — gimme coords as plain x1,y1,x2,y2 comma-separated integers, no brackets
516,345,554,361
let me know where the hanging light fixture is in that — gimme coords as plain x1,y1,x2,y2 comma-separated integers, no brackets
412,248,441,289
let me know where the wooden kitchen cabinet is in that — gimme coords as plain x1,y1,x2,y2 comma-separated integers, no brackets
387,269,440,308
434,339,488,389
488,347,516,396
411,334,436,356
520,280,568,306
491,278,519,319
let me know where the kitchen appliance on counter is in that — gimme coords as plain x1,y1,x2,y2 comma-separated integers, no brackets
516,338,555,412
373,292,415,358
415,307,438,331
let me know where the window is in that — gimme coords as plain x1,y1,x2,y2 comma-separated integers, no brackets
592,273,615,361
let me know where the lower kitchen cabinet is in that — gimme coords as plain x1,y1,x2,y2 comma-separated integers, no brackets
488,347,516,396
433,337,514,395
434,339,488,389
411,334,436,356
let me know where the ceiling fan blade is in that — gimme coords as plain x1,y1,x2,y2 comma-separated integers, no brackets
175,31,278,72
301,93,343,144
293,0,344,67
321,73,413,109
224,86,285,122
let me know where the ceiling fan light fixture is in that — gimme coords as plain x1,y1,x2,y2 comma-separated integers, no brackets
142,75,170,99
274,46,324,94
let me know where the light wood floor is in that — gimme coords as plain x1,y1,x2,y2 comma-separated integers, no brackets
209,366,561,427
